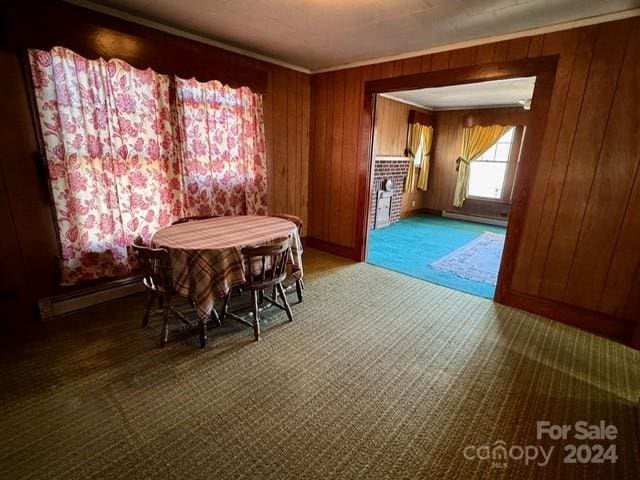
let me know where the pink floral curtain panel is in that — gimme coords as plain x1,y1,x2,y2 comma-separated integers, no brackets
176,78,268,217
28,47,267,285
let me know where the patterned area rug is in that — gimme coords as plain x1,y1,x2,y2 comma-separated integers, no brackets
430,231,505,285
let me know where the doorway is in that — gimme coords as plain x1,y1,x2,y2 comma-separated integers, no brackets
355,57,557,302
366,78,533,298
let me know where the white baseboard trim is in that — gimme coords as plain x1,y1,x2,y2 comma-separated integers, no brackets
38,277,144,320
442,210,508,227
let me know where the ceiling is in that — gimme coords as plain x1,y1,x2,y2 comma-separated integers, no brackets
85,0,640,71
384,77,536,110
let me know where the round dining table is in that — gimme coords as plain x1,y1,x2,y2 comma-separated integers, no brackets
152,215,304,332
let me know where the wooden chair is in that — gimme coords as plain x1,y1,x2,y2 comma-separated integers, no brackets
172,215,216,225
220,237,293,341
271,214,304,303
132,236,209,347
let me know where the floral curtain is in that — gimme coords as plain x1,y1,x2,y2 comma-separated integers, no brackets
29,47,267,285
29,47,181,284
175,78,267,217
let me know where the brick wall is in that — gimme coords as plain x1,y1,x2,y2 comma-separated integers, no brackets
369,157,410,229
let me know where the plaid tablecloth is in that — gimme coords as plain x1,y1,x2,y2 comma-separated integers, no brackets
152,215,303,320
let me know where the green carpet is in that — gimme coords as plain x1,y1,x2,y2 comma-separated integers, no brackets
0,249,638,479
367,214,507,298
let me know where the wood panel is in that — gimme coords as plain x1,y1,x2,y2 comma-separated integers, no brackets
538,21,632,302
401,189,425,216
0,0,310,317
373,96,411,157
308,17,640,346
512,28,591,295
563,21,640,310
372,96,433,216
425,110,462,212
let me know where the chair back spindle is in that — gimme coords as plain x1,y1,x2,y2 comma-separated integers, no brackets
241,237,291,288
132,236,173,293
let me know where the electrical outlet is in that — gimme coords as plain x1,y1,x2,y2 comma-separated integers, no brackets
412,200,416,207
38,298,54,320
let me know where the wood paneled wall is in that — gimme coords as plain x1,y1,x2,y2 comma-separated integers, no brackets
373,96,411,157
0,1,309,326
425,110,464,212
308,17,640,345
425,107,527,212
372,96,432,215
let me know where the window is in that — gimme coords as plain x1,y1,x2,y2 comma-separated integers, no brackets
413,134,424,166
468,128,514,199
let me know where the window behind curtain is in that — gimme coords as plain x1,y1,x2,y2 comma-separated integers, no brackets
175,77,267,217
468,128,515,199
29,47,267,285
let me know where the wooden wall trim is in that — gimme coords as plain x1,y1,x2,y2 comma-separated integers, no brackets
306,237,358,260
462,107,529,127
357,56,559,266
363,56,558,96
498,290,633,343
408,110,434,126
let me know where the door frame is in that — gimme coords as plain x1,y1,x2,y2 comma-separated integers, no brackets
354,55,559,303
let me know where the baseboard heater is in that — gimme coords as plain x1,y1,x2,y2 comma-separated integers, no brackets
442,210,508,227
38,276,145,321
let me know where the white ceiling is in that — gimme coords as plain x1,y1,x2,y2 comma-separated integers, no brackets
384,76,536,110
84,0,640,71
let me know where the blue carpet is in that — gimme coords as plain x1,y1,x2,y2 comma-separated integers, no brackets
367,215,507,298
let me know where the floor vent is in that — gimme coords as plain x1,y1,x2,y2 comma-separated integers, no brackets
442,211,508,227
38,276,144,320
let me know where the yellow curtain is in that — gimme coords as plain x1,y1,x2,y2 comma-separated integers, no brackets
404,123,422,192
416,126,433,191
452,125,512,207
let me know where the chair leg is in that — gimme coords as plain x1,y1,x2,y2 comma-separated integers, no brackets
199,320,207,348
251,289,260,341
142,292,154,328
210,303,221,328
277,283,294,322
295,279,303,303
160,298,170,347
221,290,232,323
